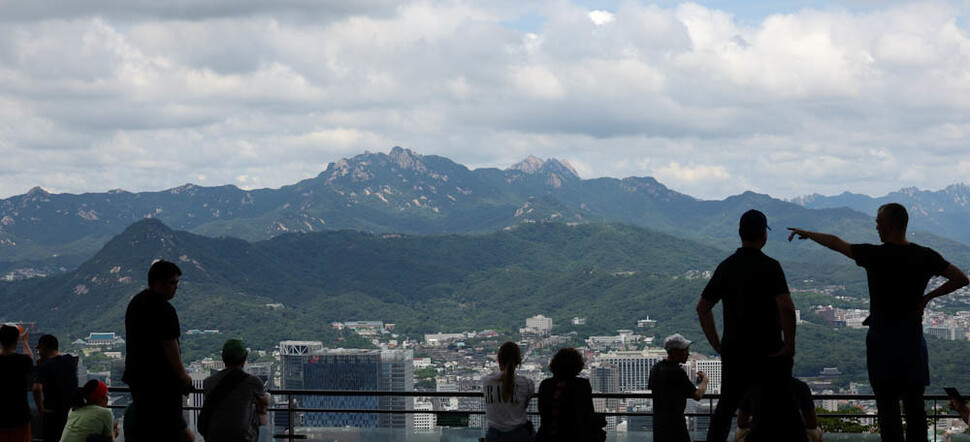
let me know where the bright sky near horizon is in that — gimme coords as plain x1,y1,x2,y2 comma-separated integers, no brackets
1,0,969,200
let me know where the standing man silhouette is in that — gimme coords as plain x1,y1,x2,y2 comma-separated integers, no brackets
123,260,193,441
697,210,804,442
789,203,969,442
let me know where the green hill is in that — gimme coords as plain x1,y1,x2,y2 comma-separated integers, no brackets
4,218,970,390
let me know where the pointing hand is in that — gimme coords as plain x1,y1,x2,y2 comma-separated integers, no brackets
787,228,809,242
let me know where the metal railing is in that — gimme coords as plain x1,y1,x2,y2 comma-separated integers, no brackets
106,388,968,442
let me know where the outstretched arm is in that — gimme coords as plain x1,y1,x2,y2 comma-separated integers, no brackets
787,228,854,259
696,298,721,354
920,264,970,314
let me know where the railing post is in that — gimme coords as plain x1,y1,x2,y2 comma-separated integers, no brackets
288,395,296,442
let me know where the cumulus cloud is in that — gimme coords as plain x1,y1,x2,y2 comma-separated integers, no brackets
0,1,968,199
588,10,616,25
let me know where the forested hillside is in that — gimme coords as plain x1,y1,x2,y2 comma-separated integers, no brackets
3,218,970,390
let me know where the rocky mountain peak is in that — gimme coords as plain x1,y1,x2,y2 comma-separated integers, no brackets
508,156,580,178
387,146,428,173
26,186,50,198
509,156,545,174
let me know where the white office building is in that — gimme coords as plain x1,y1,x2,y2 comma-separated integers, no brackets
525,315,554,335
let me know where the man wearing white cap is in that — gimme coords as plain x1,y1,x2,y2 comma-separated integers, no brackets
648,333,708,442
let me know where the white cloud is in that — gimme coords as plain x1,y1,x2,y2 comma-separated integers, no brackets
0,1,968,200
589,10,615,26
510,65,565,99
654,161,730,183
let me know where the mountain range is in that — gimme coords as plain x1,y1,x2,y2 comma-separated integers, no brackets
791,184,970,244
4,147,969,276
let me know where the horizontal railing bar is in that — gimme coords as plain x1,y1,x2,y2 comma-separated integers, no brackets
105,388,965,421
102,402,965,421
106,386,955,402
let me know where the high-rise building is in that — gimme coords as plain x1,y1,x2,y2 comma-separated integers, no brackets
413,398,436,432
590,363,620,432
302,349,382,428
276,341,324,429
596,350,664,392
285,347,414,430
694,359,722,394
525,315,554,335
379,350,414,429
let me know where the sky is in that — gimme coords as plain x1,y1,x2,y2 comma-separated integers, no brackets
1,0,969,200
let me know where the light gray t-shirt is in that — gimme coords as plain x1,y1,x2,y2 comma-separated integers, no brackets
483,372,534,432
202,368,266,442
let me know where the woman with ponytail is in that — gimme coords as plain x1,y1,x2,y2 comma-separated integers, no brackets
483,341,535,441
59,380,117,442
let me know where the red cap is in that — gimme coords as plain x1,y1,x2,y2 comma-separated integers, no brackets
87,380,108,403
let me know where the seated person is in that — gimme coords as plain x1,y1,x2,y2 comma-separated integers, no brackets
734,377,822,442
536,347,606,442
60,380,118,442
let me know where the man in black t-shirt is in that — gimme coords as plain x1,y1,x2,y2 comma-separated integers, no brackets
0,324,34,440
649,333,708,442
33,334,77,442
789,202,969,442
123,260,193,442
697,209,803,442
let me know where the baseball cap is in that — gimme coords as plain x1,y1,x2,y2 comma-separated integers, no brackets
663,333,692,351
739,209,771,234
222,338,249,362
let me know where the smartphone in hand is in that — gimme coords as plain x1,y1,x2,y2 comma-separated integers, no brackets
945,387,965,406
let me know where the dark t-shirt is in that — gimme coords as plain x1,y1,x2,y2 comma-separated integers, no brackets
701,247,789,358
34,354,78,413
123,288,181,388
648,359,696,442
852,243,949,318
852,242,948,384
739,377,814,414
0,353,33,428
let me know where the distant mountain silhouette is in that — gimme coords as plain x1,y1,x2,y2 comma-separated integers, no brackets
792,184,970,244
1,147,967,272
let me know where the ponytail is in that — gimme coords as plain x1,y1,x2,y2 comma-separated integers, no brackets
72,379,107,410
497,342,522,402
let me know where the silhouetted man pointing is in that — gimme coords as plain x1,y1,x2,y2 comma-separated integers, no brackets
789,202,969,442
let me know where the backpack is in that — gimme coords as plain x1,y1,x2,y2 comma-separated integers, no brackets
198,369,250,438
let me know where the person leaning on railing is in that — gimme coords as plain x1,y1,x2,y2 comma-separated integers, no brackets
733,377,822,442
59,380,119,442
483,342,535,441
535,347,606,442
